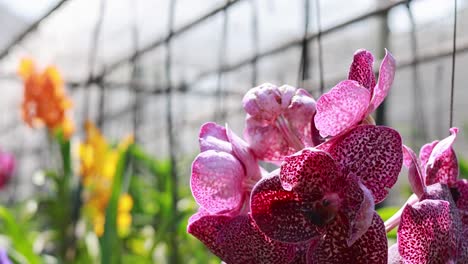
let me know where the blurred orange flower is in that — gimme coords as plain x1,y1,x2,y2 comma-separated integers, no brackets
18,58,74,138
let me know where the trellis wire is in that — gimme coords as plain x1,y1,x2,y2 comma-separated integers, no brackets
406,0,428,146
164,0,179,263
250,0,259,87
450,0,457,129
214,2,229,122
7,0,468,140
0,0,71,60
314,0,324,94
298,0,311,88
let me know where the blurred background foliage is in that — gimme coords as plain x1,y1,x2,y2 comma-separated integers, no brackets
0,131,220,263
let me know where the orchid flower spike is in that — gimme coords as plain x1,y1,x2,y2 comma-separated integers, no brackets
315,49,396,138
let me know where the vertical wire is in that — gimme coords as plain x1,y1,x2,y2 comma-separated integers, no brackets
165,0,179,263
215,4,229,122
85,0,106,125
375,9,389,126
298,0,311,88
250,0,259,87
314,0,324,94
406,1,428,146
130,0,140,142
449,0,457,128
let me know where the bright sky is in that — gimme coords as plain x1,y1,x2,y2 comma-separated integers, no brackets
0,0,464,33
0,0,58,20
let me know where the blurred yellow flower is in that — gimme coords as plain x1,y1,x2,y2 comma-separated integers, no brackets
18,58,74,138
79,121,134,237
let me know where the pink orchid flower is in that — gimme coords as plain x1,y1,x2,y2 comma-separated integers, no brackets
189,123,299,263
315,49,396,138
243,83,318,162
191,122,261,215
250,125,402,263
386,128,468,263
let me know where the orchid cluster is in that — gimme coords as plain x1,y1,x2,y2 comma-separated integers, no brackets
187,49,468,263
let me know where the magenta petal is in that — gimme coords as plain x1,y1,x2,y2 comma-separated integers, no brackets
425,127,459,185
315,80,371,137
348,49,376,92
327,125,403,203
453,179,468,226
191,150,245,214
242,83,295,122
291,242,312,264
225,125,261,181
367,49,396,113
199,122,232,153
402,145,426,198
343,176,375,246
280,148,342,194
250,174,323,243
217,214,295,264
187,212,232,258
244,115,293,162
398,199,458,264
419,140,438,169
308,213,387,264
283,88,316,147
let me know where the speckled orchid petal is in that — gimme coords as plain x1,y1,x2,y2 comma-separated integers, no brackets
225,125,261,181
242,83,295,122
187,211,232,258
343,175,375,246
327,125,403,203
460,228,468,262
315,80,371,138
419,141,438,169
191,150,245,214
279,148,341,193
199,122,232,153
244,116,291,162
402,145,426,198
308,213,387,264
250,174,324,243
291,242,313,264
425,127,459,185
217,214,296,264
398,199,458,264
367,49,396,113
452,179,468,225
348,49,376,92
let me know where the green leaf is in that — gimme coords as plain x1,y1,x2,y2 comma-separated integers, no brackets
0,206,41,264
459,155,468,179
100,148,130,264
376,206,400,222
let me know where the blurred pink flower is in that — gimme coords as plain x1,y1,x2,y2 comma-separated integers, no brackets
0,150,15,189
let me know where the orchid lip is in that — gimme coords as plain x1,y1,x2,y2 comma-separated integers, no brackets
301,194,341,227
